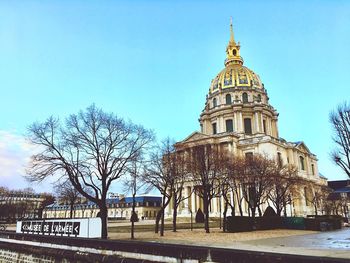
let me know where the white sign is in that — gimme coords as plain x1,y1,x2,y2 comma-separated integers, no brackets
16,218,101,238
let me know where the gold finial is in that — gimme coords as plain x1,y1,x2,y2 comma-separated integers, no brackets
225,18,243,66
230,17,235,44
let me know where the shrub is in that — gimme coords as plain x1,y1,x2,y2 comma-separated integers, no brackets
225,216,253,232
263,206,277,217
255,216,282,230
195,208,205,223
281,217,305,230
305,216,342,231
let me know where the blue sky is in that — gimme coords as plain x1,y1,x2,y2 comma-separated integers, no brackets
0,0,349,192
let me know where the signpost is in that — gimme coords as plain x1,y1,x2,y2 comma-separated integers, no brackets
16,218,101,238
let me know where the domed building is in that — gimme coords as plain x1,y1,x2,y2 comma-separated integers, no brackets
167,22,327,218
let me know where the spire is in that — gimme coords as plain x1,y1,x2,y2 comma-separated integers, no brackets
229,17,235,44
225,18,243,66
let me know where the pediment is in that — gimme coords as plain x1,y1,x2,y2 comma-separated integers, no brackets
179,132,210,143
294,141,311,154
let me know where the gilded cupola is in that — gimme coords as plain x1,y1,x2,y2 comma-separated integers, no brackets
209,20,265,95
200,20,279,139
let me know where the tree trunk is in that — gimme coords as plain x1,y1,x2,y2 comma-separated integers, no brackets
99,203,108,239
155,210,161,233
238,202,243,216
172,203,178,232
250,206,256,219
258,206,262,217
160,209,165,236
223,202,228,232
203,191,210,233
70,202,74,219
131,192,136,239
314,204,318,216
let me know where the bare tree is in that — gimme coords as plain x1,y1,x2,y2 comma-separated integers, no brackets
241,154,274,218
188,144,228,233
170,151,192,232
143,138,176,236
221,156,247,221
268,164,300,216
54,180,81,218
305,183,331,216
330,102,350,178
27,105,154,239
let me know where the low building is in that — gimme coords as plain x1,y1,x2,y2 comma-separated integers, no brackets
328,180,350,218
43,195,162,220
0,192,47,220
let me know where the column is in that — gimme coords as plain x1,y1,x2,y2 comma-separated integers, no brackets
233,112,238,132
192,192,197,213
255,112,259,133
239,112,243,132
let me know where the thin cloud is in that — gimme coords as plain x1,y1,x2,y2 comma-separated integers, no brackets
0,130,44,191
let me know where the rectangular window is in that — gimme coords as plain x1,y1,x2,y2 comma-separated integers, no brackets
212,123,217,134
225,119,233,132
263,120,267,134
244,118,252,135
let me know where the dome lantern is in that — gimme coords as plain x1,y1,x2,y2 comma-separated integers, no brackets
225,18,243,66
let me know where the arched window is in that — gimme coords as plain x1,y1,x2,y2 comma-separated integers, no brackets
257,94,261,102
225,94,232,105
232,49,237,56
213,98,217,108
299,156,305,171
242,93,248,103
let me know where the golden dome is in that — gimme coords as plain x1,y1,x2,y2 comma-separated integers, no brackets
209,20,264,94
209,64,263,94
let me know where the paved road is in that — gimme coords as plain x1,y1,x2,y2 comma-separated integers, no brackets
244,228,350,250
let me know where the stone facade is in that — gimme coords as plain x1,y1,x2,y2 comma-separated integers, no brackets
166,22,327,218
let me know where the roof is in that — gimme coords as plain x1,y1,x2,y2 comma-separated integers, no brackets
328,180,350,191
334,186,350,194
46,195,162,209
